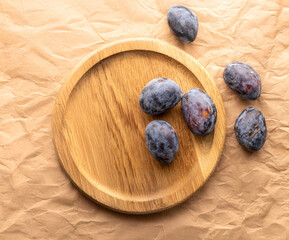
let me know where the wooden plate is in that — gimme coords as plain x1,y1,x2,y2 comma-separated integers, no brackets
52,38,226,214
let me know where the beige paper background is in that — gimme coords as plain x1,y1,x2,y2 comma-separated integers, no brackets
1,0,289,239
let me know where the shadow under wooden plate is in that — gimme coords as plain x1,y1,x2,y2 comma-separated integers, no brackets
52,38,226,214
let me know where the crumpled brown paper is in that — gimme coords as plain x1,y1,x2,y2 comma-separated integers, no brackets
1,0,289,239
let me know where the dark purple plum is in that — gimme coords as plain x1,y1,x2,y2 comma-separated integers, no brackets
223,62,261,100
167,5,198,43
145,120,179,164
234,107,267,151
181,88,217,136
139,78,183,115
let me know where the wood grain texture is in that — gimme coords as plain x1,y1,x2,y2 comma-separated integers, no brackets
52,38,226,214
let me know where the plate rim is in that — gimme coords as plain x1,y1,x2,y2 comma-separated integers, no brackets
52,38,226,214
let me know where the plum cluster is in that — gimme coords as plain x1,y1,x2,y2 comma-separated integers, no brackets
139,78,217,163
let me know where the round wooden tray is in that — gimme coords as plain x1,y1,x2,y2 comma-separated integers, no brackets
52,38,226,214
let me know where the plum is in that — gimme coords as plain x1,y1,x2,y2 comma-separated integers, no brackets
167,5,199,43
223,62,261,100
145,120,179,163
139,78,183,115
234,107,267,151
181,88,217,136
